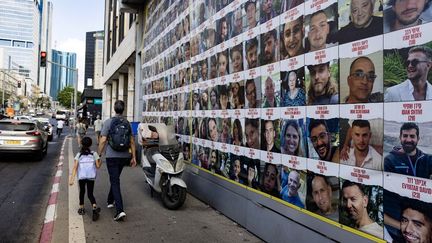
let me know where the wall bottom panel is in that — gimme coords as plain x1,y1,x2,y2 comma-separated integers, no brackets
183,165,378,243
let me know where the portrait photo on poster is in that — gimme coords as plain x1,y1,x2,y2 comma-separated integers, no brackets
304,2,339,53
305,59,340,106
384,183,432,242
245,78,262,108
306,117,340,163
340,51,384,104
306,172,340,222
243,0,261,31
280,67,306,107
383,0,432,34
280,15,305,60
260,162,282,198
260,28,280,66
232,118,245,147
262,73,281,108
280,167,307,209
244,36,261,70
383,101,432,179
384,43,432,102
339,179,384,239
280,118,307,157
261,119,281,153
339,103,384,171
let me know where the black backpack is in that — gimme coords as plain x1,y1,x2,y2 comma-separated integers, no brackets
108,117,131,151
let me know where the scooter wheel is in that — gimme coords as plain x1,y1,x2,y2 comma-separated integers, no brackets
161,185,186,210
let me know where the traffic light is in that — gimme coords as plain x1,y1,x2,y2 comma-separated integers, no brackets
40,51,47,67
17,81,21,88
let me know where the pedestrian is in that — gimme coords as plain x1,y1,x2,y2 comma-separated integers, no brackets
76,118,87,146
69,136,102,221
98,100,137,221
57,119,65,137
94,115,103,145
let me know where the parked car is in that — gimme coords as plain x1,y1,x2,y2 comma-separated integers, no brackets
0,119,48,160
33,117,53,141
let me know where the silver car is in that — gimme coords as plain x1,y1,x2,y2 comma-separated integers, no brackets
0,119,48,160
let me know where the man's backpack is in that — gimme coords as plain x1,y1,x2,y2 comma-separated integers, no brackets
108,117,132,151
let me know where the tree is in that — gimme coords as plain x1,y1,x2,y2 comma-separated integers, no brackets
57,86,82,109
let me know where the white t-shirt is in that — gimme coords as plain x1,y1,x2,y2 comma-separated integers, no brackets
57,120,65,129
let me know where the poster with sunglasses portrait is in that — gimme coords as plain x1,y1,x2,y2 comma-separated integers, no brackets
339,35,383,104
383,22,432,103
306,104,340,166
304,45,339,106
339,103,384,171
280,106,307,171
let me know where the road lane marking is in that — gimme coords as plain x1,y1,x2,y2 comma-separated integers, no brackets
68,137,86,243
39,136,67,243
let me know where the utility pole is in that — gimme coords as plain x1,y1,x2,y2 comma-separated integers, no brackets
2,56,11,109
45,59,78,134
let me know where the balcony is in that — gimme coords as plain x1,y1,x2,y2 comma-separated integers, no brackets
119,0,147,13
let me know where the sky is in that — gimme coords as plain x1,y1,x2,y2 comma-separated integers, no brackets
50,0,104,91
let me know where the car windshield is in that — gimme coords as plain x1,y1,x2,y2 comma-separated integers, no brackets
0,122,35,131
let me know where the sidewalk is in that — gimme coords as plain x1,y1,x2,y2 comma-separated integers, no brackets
53,127,262,242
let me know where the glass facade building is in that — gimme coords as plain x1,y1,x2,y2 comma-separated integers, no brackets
0,0,40,82
50,49,76,100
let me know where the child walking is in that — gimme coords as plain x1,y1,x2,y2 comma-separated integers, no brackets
69,136,102,221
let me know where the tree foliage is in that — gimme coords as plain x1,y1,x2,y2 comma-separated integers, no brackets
57,86,82,109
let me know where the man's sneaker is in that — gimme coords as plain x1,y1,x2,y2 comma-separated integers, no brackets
113,212,126,221
77,208,85,215
92,207,101,221
107,203,115,208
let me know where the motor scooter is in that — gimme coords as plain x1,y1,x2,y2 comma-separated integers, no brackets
138,123,187,209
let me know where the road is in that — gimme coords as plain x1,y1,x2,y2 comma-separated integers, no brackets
0,122,66,242
0,123,261,243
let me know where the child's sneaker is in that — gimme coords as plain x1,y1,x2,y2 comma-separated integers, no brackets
92,207,101,221
77,208,85,215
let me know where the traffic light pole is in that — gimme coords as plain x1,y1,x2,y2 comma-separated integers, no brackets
45,59,78,135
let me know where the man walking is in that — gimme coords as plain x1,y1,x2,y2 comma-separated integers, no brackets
94,115,103,145
98,100,137,221
56,119,65,137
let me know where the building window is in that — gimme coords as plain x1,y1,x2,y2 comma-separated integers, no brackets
0,39,11,46
26,42,34,48
12,40,26,47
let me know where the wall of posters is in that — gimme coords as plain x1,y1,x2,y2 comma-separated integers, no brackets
141,0,432,241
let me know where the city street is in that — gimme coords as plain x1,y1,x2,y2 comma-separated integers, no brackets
0,125,261,243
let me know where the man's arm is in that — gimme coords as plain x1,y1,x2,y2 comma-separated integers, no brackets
98,136,107,156
130,135,137,167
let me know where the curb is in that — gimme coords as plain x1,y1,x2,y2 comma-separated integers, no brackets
39,137,68,243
